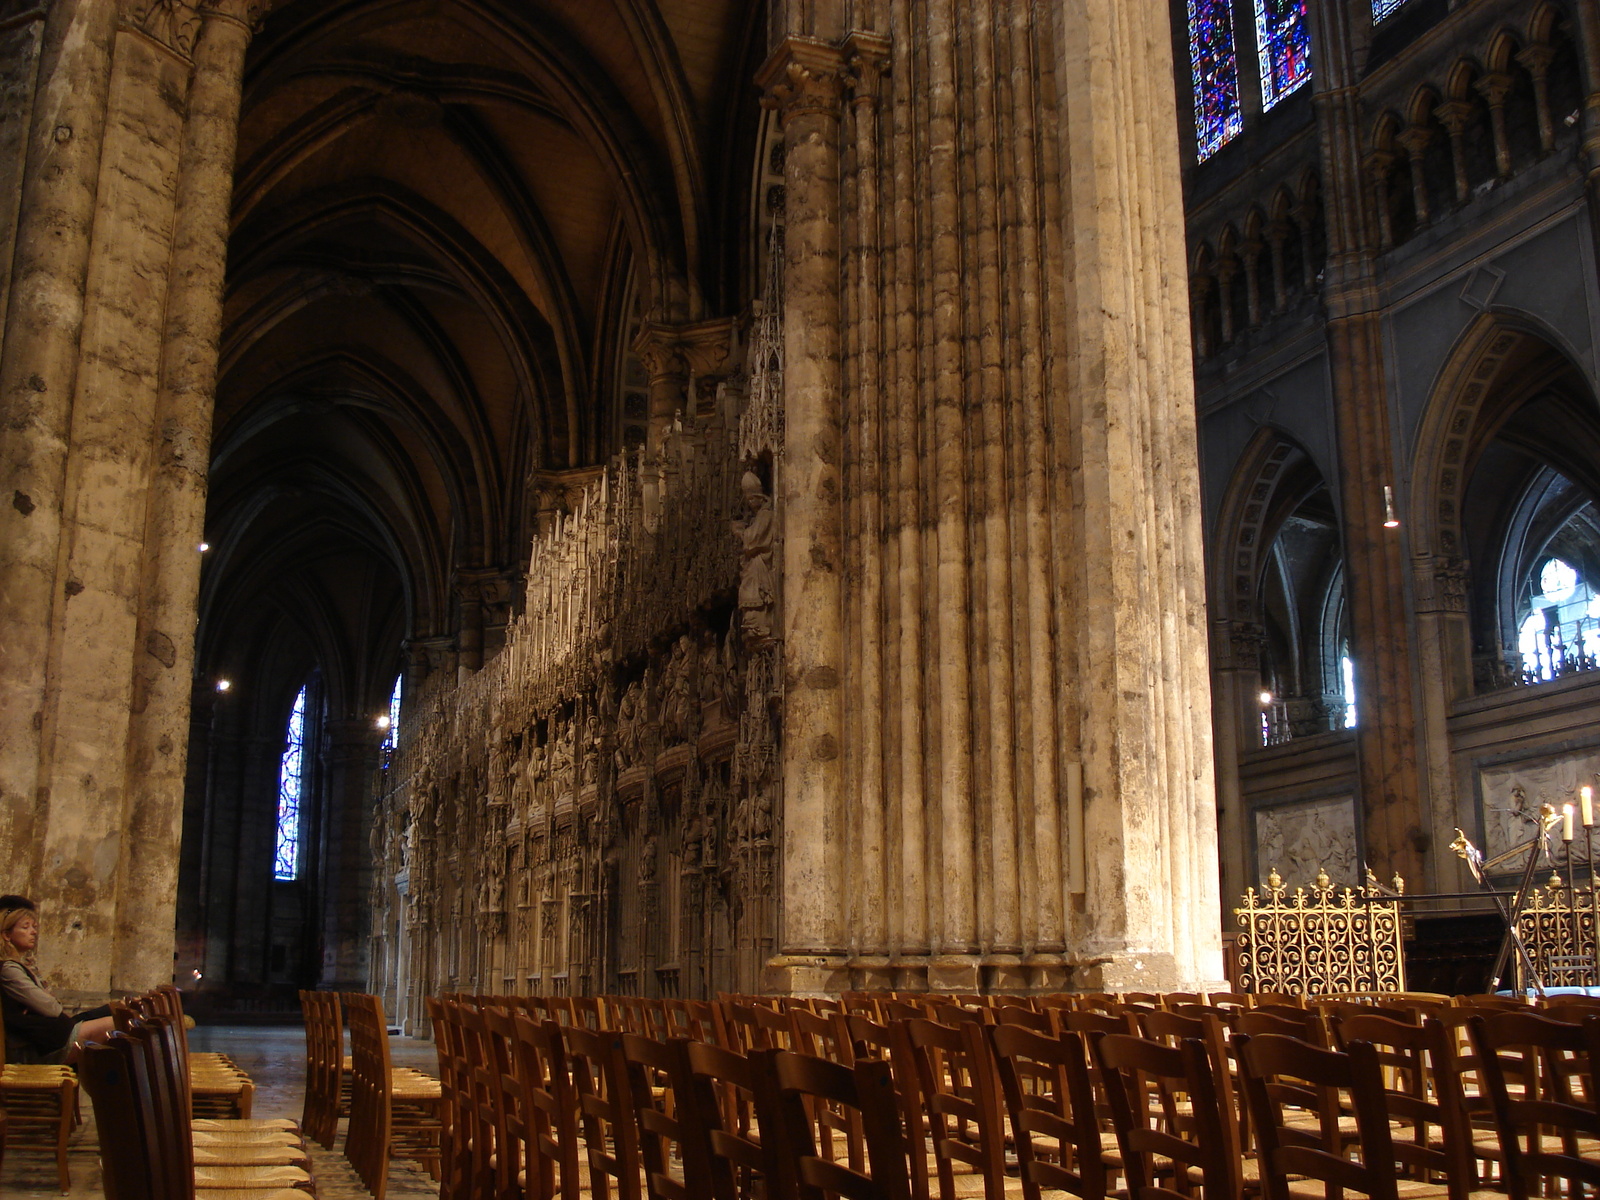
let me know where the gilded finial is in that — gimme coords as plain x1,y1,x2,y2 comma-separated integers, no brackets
1315,868,1331,890
1266,868,1283,891
1549,872,1563,891
1391,873,1404,895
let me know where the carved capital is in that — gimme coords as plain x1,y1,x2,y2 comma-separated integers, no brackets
1432,101,1474,137
1413,553,1470,614
756,36,847,125
1474,72,1514,108
124,0,201,55
1212,619,1266,671
842,30,890,101
1396,126,1433,158
631,318,737,382
631,322,690,383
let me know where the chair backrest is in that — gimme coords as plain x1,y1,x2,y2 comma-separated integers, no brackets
1235,1031,1399,1200
345,993,396,1200
564,1023,645,1200
1094,1032,1237,1200
1234,1007,1326,1045
1330,1013,1478,1200
903,1017,1008,1200
509,1012,585,1200
1129,1007,1243,1171
988,1024,1106,1200
769,1051,914,1200
621,1032,711,1200
80,1030,185,1200
682,1040,786,1200
1468,1010,1600,1200
790,1006,854,1065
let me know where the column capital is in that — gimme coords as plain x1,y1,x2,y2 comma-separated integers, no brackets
631,317,738,382
842,31,890,100
756,36,847,125
631,321,690,383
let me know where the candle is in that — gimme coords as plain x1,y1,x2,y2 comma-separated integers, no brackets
1583,785,1594,828
1563,805,1576,842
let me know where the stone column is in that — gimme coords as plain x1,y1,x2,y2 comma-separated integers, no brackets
0,0,257,992
117,0,254,992
631,322,690,461
756,35,848,992
1211,620,1266,913
319,718,385,990
1310,0,1430,888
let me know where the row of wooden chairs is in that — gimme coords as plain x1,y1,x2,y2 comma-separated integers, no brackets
334,991,442,1199
79,1006,317,1198
0,998,78,1192
427,991,1600,1200
114,985,256,1120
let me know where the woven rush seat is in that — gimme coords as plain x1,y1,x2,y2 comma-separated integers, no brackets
194,1117,299,1132
195,1191,318,1200
194,1128,307,1146
193,1163,315,1188
193,1141,313,1167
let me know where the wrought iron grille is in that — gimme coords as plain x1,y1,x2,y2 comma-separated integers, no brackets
1516,877,1598,989
1234,869,1406,994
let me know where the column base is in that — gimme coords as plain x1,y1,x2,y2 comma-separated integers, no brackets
764,955,851,996
1070,951,1183,993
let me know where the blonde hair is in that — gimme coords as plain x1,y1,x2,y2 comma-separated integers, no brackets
0,907,36,964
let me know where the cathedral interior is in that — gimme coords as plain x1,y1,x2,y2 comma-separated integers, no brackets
3,0,1600,1018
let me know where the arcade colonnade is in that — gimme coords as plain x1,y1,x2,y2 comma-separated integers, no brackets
0,0,1223,1003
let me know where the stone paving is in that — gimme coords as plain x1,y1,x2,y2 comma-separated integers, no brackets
1,1024,441,1199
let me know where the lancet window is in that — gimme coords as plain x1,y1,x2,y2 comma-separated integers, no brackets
274,686,308,880
1255,0,1312,109
1189,0,1244,160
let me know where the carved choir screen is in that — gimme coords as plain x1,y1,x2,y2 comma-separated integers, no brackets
1515,878,1598,989
1234,870,1407,994
366,229,788,1032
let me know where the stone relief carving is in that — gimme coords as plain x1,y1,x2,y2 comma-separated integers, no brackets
1253,795,1359,887
1478,750,1600,869
733,473,776,645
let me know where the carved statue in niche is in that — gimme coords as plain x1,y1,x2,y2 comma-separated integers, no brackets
682,793,705,868
551,720,575,793
731,471,775,644
640,832,659,883
616,682,643,769
489,734,512,811
662,634,699,743
581,711,602,784
698,629,727,709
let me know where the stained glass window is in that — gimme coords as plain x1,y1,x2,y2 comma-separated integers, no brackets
381,675,401,753
1189,0,1244,160
1372,0,1408,22
273,686,307,880
1256,0,1312,110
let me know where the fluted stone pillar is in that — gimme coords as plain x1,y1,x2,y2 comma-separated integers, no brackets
758,0,1224,995
757,36,848,992
0,0,255,993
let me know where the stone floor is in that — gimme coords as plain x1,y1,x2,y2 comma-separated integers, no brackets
1,1025,442,1199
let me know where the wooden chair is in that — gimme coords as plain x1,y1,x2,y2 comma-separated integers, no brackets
509,1012,586,1200
0,1000,78,1193
989,1023,1108,1200
682,1040,785,1200
1237,1030,1436,1200
623,1032,715,1200
1329,1013,1486,1200
1468,1010,1600,1200
1094,1032,1238,1200
902,1016,1010,1200
846,1013,933,1200
565,1023,646,1200
345,993,441,1199
427,997,473,1200
768,1051,915,1200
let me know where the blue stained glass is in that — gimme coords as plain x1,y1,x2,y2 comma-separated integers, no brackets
1256,0,1312,110
274,686,307,880
1189,0,1244,160
1372,0,1408,22
382,675,401,753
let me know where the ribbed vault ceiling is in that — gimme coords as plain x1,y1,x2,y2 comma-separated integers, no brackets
200,0,759,719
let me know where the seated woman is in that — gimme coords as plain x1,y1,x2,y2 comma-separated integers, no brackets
1,902,116,1064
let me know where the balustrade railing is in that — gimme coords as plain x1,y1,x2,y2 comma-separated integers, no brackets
1234,869,1406,993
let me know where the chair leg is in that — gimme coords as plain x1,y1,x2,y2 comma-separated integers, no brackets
56,1078,76,1195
